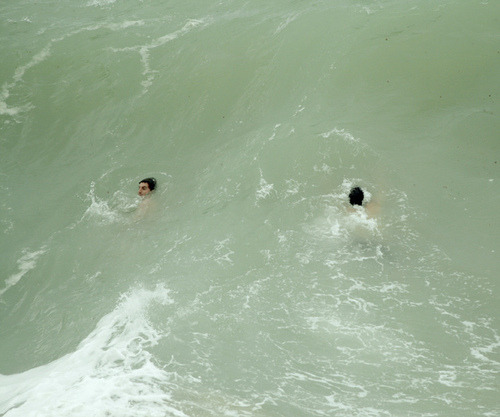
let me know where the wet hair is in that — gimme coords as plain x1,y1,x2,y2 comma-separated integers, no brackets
349,187,364,206
139,177,156,191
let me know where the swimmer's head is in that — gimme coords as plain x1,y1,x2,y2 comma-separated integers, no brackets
349,187,364,206
138,177,156,196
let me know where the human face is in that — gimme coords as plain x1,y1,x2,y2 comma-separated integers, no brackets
138,182,151,196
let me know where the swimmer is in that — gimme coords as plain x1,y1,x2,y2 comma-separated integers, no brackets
348,186,380,217
135,177,157,218
138,177,156,197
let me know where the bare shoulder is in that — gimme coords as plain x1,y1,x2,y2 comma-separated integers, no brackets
365,198,380,217
135,196,157,218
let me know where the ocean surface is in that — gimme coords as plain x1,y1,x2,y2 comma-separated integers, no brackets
0,0,498,416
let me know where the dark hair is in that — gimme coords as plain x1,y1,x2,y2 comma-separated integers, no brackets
139,177,156,191
349,187,364,206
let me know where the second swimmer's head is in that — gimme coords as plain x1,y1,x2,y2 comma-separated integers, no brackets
349,187,364,206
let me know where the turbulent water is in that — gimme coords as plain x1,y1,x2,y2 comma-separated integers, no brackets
0,0,498,416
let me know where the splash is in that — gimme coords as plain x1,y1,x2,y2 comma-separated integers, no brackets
80,182,139,225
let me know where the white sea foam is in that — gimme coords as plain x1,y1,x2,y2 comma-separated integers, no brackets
321,128,359,143
192,237,235,266
110,18,211,93
0,248,46,297
87,0,117,6
274,12,302,35
0,20,145,117
255,171,274,202
0,46,50,116
0,285,182,417
438,369,463,387
267,123,281,141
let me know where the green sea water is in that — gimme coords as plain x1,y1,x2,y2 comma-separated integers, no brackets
0,0,498,416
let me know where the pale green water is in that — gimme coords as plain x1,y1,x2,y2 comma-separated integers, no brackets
0,0,499,416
